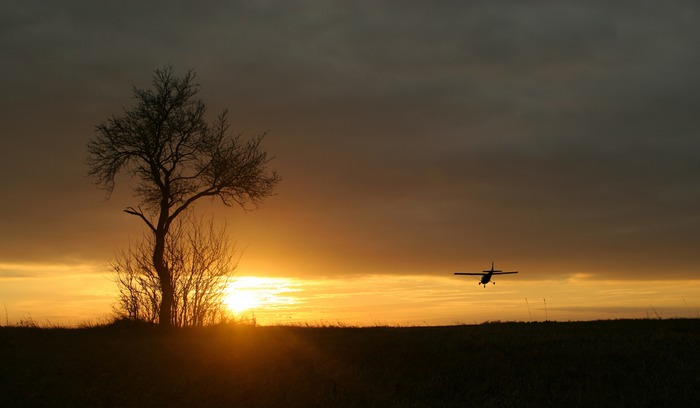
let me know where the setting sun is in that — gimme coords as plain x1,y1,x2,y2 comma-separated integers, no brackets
223,276,301,317
225,290,260,313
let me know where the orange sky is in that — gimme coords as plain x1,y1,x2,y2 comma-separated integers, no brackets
1,1,700,326
2,267,700,326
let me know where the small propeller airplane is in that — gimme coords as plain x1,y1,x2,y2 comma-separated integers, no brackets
454,262,518,287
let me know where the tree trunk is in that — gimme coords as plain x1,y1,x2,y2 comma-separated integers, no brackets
153,228,173,327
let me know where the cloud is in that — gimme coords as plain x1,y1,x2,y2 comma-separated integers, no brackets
1,0,699,281
0,270,38,279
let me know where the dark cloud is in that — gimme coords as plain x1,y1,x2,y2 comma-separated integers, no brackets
0,270,39,279
1,1,699,279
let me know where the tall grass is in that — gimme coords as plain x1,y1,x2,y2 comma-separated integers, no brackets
1,319,699,407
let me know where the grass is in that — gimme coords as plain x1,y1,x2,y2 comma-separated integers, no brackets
1,319,699,407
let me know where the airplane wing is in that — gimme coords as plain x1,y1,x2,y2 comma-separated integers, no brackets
492,271,518,275
454,272,487,275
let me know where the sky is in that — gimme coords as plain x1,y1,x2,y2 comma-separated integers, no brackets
1,1,700,325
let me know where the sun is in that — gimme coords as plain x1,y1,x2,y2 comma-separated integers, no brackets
223,276,300,315
224,288,261,313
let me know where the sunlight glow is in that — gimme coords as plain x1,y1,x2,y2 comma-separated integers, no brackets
5,265,700,327
223,276,301,315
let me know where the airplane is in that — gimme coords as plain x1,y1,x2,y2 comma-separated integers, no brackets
454,262,518,287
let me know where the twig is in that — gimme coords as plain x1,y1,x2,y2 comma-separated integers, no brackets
525,298,532,322
649,305,662,320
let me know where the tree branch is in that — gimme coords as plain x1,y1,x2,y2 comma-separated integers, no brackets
124,206,156,232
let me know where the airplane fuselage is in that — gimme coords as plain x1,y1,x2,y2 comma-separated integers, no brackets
479,268,501,285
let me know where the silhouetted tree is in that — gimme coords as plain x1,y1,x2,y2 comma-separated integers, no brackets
87,66,280,327
113,212,235,327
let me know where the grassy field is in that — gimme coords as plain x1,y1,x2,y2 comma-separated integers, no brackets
1,319,699,407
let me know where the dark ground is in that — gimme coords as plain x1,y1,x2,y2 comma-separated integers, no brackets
1,319,699,407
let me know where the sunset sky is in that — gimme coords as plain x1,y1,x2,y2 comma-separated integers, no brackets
2,1,700,325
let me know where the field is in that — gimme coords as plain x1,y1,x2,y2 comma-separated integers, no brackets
2,319,699,407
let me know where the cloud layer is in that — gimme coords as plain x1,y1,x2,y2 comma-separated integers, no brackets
2,1,699,280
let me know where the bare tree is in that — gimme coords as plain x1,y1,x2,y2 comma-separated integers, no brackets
112,240,162,324
87,66,280,327
113,212,235,327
